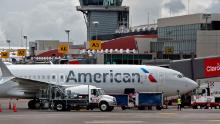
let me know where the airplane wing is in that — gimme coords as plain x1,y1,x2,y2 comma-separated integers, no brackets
12,77,52,92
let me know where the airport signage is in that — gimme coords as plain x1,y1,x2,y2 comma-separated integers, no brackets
58,43,69,54
17,49,26,56
165,47,174,54
89,40,102,50
204,58,220,78
1,51,9,58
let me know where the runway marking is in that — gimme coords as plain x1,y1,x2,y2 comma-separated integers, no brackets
159,113,176,115
208,120,220,122
85,120,144,124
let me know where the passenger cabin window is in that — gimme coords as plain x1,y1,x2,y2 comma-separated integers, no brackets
52,75,56,79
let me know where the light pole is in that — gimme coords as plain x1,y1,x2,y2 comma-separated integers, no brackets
93,21,99,40
23,36,28,61
65,30,70,59
6,40,11,52
23,35,28,51
65,30,70,44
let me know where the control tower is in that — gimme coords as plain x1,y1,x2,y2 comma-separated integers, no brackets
77,0,129,41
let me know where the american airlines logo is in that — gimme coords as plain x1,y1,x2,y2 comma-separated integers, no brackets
140,68,157,83
66,70,141,83
66,68,157,84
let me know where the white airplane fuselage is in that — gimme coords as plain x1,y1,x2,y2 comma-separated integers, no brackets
0,64,198,98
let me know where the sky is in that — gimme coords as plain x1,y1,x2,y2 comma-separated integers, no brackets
0,0,219,47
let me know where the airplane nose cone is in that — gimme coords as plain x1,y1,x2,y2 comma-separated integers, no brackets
185,78,198,91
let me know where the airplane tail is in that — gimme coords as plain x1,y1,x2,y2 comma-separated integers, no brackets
0,59,14,77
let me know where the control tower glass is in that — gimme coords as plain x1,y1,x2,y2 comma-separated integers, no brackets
80,0,123,6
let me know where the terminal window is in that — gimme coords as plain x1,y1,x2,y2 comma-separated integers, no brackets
82,0,121,6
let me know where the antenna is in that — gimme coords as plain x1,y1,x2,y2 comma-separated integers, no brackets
20,27,23,47
188,0,190,15
147,12,150,26
170,8,172,17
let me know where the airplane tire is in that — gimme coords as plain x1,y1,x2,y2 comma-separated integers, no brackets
28,100,35,109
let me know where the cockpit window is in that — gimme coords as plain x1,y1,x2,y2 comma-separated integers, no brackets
174,73,184,78
177,74,183,78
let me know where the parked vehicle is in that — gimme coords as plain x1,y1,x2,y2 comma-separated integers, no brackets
38,85,116,112
191,82,220,109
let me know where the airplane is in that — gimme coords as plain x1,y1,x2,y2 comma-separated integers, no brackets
0,60,198,109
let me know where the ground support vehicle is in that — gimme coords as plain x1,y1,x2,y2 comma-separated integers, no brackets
38,85,116,112
111,94,129,110
135,92,163,110
191,82,220,109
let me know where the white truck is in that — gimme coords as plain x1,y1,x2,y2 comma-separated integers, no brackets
191,82,220,109
39,85,117,112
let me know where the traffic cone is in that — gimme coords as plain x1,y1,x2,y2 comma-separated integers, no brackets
13,103,17,112
8,102,11,110
0,104,2,112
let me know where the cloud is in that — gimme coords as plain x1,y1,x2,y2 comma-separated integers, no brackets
0,0,219,47
123,0,163,26
0,0,85,46
164,0,186,14
207,0,220,13
0,23,6,46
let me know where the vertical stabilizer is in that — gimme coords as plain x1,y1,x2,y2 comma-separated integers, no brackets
0,59,13,77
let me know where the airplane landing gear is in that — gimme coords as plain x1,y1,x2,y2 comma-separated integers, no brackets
28,99,40,109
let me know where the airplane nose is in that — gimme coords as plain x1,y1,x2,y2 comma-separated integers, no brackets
185,78,198,90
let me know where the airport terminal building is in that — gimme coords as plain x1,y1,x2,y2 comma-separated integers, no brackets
152,14,220,58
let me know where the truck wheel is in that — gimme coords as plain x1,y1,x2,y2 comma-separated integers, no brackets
192,106,197,109
156,106,162,110
121,106,126,110
138,106,145,110
99,102,109,112
35,102,41,109
56,103,64,111
108,106,114,112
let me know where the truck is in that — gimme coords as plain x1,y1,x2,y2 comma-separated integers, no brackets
38,85,117,112
191,82,220,109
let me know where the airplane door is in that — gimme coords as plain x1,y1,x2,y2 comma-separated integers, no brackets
158,72,165,92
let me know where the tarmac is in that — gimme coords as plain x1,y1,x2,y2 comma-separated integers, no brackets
0,99,220,124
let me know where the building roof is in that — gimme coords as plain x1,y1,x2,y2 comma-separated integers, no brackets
36,49,64,57
102,34,157,50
